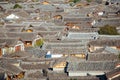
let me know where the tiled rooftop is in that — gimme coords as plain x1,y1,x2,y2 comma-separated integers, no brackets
0,0,120,79
67,61,117,72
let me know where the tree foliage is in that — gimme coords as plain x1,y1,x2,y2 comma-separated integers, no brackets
73,0,80,3
86,0,92,2
13,4,22,9
98,25,119,35
34,39,44,48
69,0,80,3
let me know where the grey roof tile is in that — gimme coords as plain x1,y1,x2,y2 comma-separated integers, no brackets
87,53,118,61
27,71,46,79
66,32,98,40
0,38,18,46
5,32,37,41
89,39,120,46
106,67,120,79
0,60,22,74
39,4,56,12
20,63,49,70
67,61,117,71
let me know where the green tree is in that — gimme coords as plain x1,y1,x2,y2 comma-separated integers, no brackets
34,38,44,48
98,25,119,35
86,0,92,2
73,0,80,3
69,2,75,6
13,4,22,9
69,0,80,3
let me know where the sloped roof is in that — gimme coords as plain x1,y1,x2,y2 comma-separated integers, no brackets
52,48,86,54
67,32,98,39
3,51,33,58
5,32,37,41
106,67,120,79
87,53,118,61
64,17,92,23
0,58,19,64
0,60,22,74
104,46,120,54
57,4,71,9
33,22,61,31
88,39,120,46
50,56,83,67
25,48,47,58
48,72,68,80
93,18,120,27
14,10,30,19
48,68,99,80
106,67,120,77
108,0,120,3
99,35,120,40
27,71,46,79
34,26,49,31
37,31,59,38
0,44,4,48
50,57,68,67
22,57,53,63
0,38,18,46
39,4,56,12
48,75,99,80
44,41,86,49
5,28,21,32
0,32,6,37
4,24,24,29
5,9,21,14
20,63,49,70
67,61,117,72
